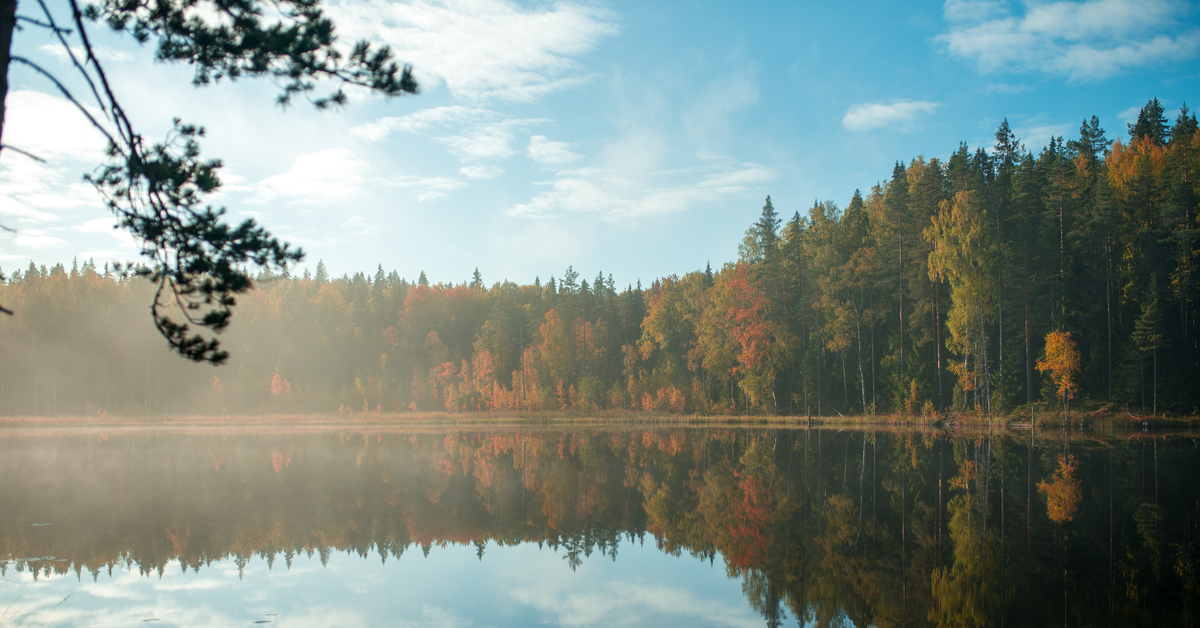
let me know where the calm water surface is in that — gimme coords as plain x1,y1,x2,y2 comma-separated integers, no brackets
0,425,1195,627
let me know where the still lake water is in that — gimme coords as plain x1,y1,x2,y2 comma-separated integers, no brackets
0,425,1196,627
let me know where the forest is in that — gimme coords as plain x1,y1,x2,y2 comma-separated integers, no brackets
0,97,1196,418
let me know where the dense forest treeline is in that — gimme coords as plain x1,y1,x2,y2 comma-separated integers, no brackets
3,428,1198,626
1,98,1197,417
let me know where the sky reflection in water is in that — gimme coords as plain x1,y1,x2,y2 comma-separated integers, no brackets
1,426,1196,627
4,543,761,628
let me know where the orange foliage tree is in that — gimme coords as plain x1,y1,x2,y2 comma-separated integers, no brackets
1037,454,1081,523
1036,330,1081,420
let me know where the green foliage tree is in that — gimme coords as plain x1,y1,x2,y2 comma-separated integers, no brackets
926,191,995,412
1129,98,1170,146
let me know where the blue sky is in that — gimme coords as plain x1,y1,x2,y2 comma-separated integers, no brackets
1,0,1197,287
4,542,766,627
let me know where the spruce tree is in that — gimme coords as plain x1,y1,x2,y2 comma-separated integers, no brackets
1129,98,1170,146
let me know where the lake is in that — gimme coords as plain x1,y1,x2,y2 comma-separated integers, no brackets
0,424,1194,627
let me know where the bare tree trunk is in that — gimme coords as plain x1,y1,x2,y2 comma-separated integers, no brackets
1107,236,1113,398
934,280,943,408
856,320,867,413
0,0,16,153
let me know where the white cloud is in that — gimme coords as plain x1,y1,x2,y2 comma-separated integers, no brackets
351,106,497,142
0,193,63,225
39,43,134,63
13,229,67,249
73,217,118,234
527,135,582,165
2,90,109,162
438,119,545,162
0,153,103,228
938,0,1200,81
382,174,467,201
151,578,227,591
1119,103,1145,125
459,165,503,179
325,0,618,102
508,159,775,221
842,100,939,132
1012,122,1074,146
72,216,138,250
255,149,368,203
511,579,760,628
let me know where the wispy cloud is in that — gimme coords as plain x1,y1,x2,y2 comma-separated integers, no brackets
938,0,1200,81
508,158,775,221
527,135,582,165
381,174,467,201
254,149,369,204
350,106,497,142
438,118,547,162
326,0,618,102
984,83,1031,94
14,229,67,249
1012,122,1074,146
512,579,760,628
72,217,138,250
842,100,939,132
1119,103,1146,126
459,165,504,179
39,43,133,63
0,130,105,228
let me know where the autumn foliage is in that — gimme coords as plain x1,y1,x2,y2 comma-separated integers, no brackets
1,98,1197,418
1037,453,1081,523
1037,331,1081,413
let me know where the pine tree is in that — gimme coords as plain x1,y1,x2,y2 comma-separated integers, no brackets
887,162,911,408
1129,98,1170,146
1067,116,1113,163
561,267,580,294
1132,284,1162,416
315,260,329,284
0,0,419,363
739,196,781,264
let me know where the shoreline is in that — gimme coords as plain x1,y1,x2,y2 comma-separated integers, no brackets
0,407,1194,433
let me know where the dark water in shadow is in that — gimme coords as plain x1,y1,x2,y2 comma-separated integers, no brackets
0,425,1195,627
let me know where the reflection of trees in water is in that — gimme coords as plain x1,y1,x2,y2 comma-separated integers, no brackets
0,428,1197,626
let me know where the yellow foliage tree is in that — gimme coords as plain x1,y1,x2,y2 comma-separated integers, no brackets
926,191,995,413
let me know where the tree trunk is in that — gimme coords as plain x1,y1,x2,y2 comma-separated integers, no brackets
1106,236,1113,398
856,319,866,413
0,0,16,153
934,279,943,408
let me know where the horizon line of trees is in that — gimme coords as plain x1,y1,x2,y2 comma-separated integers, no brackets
0,97,1196,418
